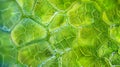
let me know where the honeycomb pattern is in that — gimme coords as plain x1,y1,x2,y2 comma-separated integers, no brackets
0,0,120,67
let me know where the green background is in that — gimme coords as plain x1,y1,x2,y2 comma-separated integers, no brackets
0,0,120,67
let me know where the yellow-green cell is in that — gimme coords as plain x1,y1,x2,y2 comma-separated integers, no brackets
11,18,47,46
18,41,53,67
49,25,77,51
33,0,56,26
16,0,35,15
67,2,100,27
48,13,67,31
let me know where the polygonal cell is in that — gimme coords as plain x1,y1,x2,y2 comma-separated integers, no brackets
48,0,75,10
33,0,56,25
62,47,110,67
48,13,67,31
11,18,47,46
0,30,17,67
18,41,53,67
93,20,109,37
78,25,98,47
61,45,111,67
77,21,109,57
49,25,77,51
67,2,100,27
110,25,120,43
0,0,21,31
77,25,101,56
16,0,35,15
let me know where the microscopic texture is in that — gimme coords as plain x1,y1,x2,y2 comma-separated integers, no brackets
0,0,120,67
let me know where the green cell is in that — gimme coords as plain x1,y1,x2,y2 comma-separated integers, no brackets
0,0,21,30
